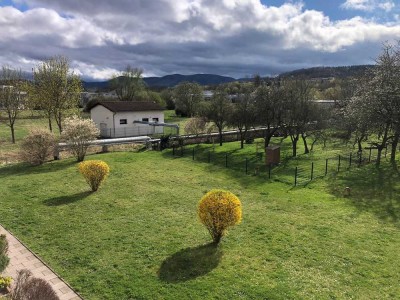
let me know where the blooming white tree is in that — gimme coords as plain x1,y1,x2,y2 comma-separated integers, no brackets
345,42,400,166
61,115,99,162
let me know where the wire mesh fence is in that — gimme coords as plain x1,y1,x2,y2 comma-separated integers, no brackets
168,144,383,186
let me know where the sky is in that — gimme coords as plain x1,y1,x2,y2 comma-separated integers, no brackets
0,0,399,81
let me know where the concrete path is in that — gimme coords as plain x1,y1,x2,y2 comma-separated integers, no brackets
0,225,83,300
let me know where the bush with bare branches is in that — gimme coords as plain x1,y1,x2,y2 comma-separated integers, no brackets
10,269,59,300
19,128,56,165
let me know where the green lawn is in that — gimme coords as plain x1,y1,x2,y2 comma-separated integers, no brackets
1,140,400,299
164,110,190,135
0,111,51,160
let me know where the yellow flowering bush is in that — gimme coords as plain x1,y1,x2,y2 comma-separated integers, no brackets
198,189,242,244
0,276,12,289
78,160,110,191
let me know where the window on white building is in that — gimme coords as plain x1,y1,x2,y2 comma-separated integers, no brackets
120,119,127,124
152,118,159,122
142,118,149,122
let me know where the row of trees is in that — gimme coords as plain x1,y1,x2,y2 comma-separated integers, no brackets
180,42,400,167
182,80,325,157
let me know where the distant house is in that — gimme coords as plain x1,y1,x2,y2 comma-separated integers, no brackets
90,101,165,138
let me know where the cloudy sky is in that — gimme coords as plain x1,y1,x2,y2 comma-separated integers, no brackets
0,0,399,81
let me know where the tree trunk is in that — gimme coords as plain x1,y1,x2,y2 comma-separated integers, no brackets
10,125,15,144
48,117,53,132
357,137,363,153
376,147,383,167
376,123,390,167
219,129,223,146
239,128,244,149
56,112,63,133
264,127,278,148
391,132,399,163
301,133,309,154
291,135,299,157
310,138,318,151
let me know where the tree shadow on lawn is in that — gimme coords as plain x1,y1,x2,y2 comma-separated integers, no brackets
43,191,91,206
0,160,77,178
328,163,400,225
158,243,222,283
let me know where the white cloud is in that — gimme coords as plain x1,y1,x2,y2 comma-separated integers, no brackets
341,0,395,12
0,0,399,79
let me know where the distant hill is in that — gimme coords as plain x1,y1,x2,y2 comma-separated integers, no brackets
83,65,376,91
279,65,373,80
83,73,236,91
144,73,236,87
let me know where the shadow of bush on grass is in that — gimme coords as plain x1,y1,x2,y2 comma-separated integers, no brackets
158,243,222,283
328,163,400,224
43,191,91,206
0,160,77,178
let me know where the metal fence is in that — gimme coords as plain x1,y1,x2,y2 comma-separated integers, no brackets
169,145,385,186
100,126,166,138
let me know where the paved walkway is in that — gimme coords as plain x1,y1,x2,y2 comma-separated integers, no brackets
0,225,82,300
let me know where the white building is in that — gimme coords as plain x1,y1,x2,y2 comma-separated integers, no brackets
90,101,165,138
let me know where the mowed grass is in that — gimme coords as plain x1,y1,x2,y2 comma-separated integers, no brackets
1,141,400,300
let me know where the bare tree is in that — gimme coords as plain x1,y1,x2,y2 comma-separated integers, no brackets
229,85,256,148
282,79,314,157
0,66,25,143
110,65,145,101
254,82,286,148
29,56,82,133
202,88,233,146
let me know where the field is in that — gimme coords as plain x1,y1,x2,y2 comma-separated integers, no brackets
1,134,400,299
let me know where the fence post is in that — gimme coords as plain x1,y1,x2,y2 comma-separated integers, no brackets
325,159,328,176
192,148,195,160
349,153,352,168
268,164,271,179
369,148,372,162
180,146,183,157
311,162,314,180
245,158,248,175
295,167,298,186
173,145,175,156
208,151,211,163
338,155,341,172
225,153,228,167
359,152,362,166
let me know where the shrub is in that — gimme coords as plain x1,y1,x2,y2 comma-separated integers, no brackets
61,115,99,162
10,269,59,300
0,275,12,289
198,189,242,244
19,128,56,165
79,160,110,191
0,234,9,273
184,117,207,136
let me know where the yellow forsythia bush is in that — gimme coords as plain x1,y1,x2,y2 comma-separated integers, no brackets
198,189,242,244
78,160,110,191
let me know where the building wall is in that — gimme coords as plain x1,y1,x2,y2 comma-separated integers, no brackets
90,105,165,137
91,105,114,129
